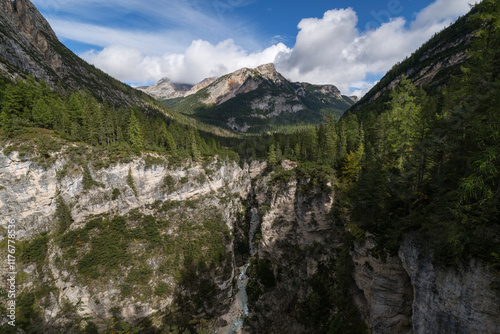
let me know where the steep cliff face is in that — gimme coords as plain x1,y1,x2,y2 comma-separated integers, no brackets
352,235,500,334
399,237,500,334
0,0,63,83
0,141,262,332
352,237,413,334
240,168,344,333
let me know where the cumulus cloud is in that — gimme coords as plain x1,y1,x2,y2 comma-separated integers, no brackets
82,40,290,85
77,0,474,95
276,0,476,95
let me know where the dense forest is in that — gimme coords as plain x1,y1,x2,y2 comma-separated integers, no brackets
237,0,500,268
0,75,236,161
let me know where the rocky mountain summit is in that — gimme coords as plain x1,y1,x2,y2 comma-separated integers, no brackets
138,78,194,100
137,77,219,100
171,63,355,133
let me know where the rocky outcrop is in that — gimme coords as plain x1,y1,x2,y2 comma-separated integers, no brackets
352,235,500,334
399,237,500,334
250,94,305,118
352,237,413,334
201,63,287,105
137,78,193,100
243,169,341,333
0,145,264,332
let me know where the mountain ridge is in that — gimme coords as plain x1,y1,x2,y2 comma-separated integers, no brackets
349,11,475,116
169,63,355,133
0,0,154,107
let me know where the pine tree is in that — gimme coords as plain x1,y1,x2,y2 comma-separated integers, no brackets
268,143,277,167
456,0,500,204
341,143,365,182
127,110,144,151
32,99,53,128
0,111,12,137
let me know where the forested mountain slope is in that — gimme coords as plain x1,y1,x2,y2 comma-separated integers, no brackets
170,64,355,133
0,0,156,107
350,6,476,117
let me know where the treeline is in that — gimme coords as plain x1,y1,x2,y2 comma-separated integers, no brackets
248,0,499,264
0,75,233,160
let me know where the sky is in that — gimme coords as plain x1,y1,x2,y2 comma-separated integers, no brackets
31,0,477,96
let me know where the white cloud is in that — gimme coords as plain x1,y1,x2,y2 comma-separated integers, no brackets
82,40,291,85
48,19,190,54
412,0,477,29
58,0,474,95
275,0,475,95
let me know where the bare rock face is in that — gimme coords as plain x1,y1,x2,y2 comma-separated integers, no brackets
243,170,340,333
352,237,413,334
201,63,287,105
0,0,63,82
351,234,500,334
399,237,500,334
185,76,217,95
138,78,193,100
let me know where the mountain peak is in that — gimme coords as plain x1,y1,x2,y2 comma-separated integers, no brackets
255,63,277,73
201,63,287,105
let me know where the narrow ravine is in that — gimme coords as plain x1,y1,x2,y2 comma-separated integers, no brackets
221,208,259,333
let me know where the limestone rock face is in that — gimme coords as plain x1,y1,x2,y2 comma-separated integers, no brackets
0,147,261,330
243,170,340,333
351,235,500,334
201,63,287,105
399,237,500,334
352,237,414,334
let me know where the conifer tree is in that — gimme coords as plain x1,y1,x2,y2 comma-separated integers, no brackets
127,110,144,151
268,143,277,167
0,111,12,137
32,99,53,128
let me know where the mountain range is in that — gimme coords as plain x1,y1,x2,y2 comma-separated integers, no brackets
161,63,357,133
1,1,499,334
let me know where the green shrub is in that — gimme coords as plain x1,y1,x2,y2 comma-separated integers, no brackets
82,165,103,190
162,175,177,190
112,188,120,200
55,195,73,234
155,282,170,296
127,167,138,197
126,267,153,284
19,234,49,264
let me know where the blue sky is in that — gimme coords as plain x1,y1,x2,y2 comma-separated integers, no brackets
31,0,476,95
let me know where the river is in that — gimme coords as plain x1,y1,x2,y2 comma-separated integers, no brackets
221,208,259,333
